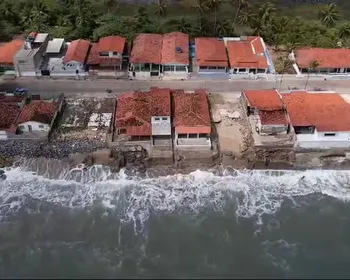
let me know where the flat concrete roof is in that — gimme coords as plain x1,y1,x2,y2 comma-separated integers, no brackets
46,38,65,54
34,33,49,43
15,45,41,60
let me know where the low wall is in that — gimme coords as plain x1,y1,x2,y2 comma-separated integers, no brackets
177,138,210,146
296,141,350,149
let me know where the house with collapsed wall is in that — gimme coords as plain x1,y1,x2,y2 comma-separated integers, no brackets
292,47,350,75
115,88,172,149
241,89,289,135
58,97,116,140
173,90,211,149
283,91,350,149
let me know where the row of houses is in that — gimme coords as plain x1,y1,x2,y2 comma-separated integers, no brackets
3,32,350,79
242,89,350,149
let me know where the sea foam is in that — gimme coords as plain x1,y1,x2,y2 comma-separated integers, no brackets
1,163,350,233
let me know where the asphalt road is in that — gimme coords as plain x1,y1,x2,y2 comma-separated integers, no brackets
1,77,350,97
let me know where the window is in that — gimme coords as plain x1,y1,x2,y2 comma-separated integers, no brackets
18,60,27,64
208,66,217,70
324,133,336,137
257,69,266,73
39,125,44,128
217,67,225,70
176,65,187,71
99,52,109,57
200,66,208,70
199,133,207,138
141,63,150,71
112,52,119,56
162,117,167,121
118,128,126,134
164,65,175,71
239,68,246,72
19,125,25,130
189,134,198,138
178,134,187,138
154,117,160,121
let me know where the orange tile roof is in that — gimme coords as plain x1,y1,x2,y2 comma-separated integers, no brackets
173,89,211,134
243,89,284,111
0,103,21,129
0,39,25,65
283,92,350,131
17,101,59,124
130,34,163,64
87,43,122,66
227,38,268,69
259,110,288,125
97,36,126,53
195,37,228,67
161,32,189,65
296,48,350,69
64,39,91,64
116,88,171,136
248,36,265,54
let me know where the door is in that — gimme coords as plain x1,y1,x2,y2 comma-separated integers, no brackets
28,125,33,132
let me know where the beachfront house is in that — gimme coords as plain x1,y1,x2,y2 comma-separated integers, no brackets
241,89,289,135
283,91,350,149
173,90,211,149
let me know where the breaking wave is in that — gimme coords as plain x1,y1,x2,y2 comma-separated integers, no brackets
1,160,350,233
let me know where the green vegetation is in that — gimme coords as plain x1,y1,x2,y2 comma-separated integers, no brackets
0,0,349,50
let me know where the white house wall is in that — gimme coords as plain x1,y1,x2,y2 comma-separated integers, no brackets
295,129,350,149
18,121,50,132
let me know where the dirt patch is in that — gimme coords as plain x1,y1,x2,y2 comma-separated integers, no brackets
209,94,253,158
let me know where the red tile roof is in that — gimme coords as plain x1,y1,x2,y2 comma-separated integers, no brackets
195,37,228,67
116,88,171,136
0,95,24,103
97,36,126,53
17,101,59,124
227,37,268,69
173,90,211,134
283,92,350,131
0,39,25,66
161,32,189,65
130,34,163,64
296,48,350,69
0,103,21,129
243,89,284,111
64,39,91,64
87,43,122,66
248,36,265,55
259,110,288,125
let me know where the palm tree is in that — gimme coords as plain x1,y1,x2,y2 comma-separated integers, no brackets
205,0,222,35
0,0,15,22
338,22,350,41
104,0,119,14
166,17,192,34
194,16,210,36
256,2,275,25
193,0,207,17
276,56,294,91
229,0,249,29
154,0,167,23
237,8,251,25
318,3,339,28
305,60,320,90
216,19,233,37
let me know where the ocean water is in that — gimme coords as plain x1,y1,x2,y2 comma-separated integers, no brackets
1,162,350,278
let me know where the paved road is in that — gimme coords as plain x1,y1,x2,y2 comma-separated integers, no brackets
1,78,350,97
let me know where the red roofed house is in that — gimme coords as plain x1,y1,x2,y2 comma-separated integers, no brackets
87,36,127,75
241,89,289,135
283,91,350,149
0,39,25,71
161,32,190,79
173,90,211,148
129,33,163,79
17,98,63,138
0,95,26,140
115,88,172,147
293,48,350,74
63,39,91,74
195,37,229,76
226,36,271,75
